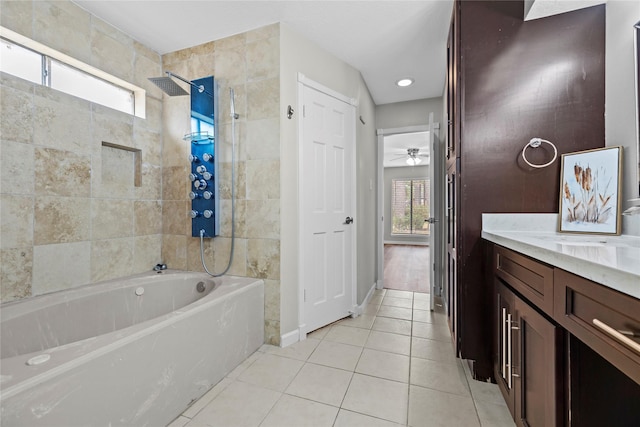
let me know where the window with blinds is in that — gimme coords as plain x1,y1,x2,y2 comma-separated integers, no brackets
391,179,430,235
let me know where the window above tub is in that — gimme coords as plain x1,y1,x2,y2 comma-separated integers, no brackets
0,26,146,118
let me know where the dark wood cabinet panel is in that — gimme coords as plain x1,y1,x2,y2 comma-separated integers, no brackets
554,269,640,385
447,0,605,380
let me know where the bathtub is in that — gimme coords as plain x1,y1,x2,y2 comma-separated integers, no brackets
0,270,264,426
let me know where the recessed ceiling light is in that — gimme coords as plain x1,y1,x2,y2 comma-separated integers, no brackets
396,78,414,87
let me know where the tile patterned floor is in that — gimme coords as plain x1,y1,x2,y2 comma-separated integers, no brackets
169,289,515,427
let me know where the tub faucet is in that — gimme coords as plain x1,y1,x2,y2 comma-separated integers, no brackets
153,263,167,271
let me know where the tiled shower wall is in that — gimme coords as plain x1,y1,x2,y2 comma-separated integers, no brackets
0,1,164,301
160,24,282,345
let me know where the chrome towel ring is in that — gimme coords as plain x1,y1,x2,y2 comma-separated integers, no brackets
522,137,558,169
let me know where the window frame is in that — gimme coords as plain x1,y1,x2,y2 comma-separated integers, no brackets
390,178,431,236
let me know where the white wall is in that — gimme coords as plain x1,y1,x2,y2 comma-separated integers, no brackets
279,24,378,335
383,166,430,244
605,0,639,210
376,98,443,130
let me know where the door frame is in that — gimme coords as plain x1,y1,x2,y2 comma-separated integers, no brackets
376,124,443,299
297,73,358,340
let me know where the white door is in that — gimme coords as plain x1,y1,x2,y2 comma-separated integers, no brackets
299,83,356,334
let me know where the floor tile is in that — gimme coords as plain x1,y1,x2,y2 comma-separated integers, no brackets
342,373,409,425
475,400,516,427
334,409,405,427
382,296,413,308
413,308,447,324
413,292,430,301
188,381,281,427
259,394,338,427
363,303,381,315
372,316,412,336
307,324,331,340
227,351,263,379
307,339,363,371
168,415,190,427
385,289,414,299
238,353,304,392
365,330,411,356
356,348,410,383
412,298,431,310
285,362,353,407
468,378,507,405
261,338,320,361
377,305,413,321
369,295,384,305
411,337,457,364
324,324,370,346
411,322,451,342
408,385,480,427
337,314,376,329
410,357,471,397
182,377,233,418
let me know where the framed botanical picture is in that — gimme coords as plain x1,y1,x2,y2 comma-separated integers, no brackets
558,146,623,235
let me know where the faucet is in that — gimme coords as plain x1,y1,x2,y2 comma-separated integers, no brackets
153,263,167,272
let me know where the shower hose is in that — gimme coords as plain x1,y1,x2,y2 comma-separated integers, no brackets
200,87,238,277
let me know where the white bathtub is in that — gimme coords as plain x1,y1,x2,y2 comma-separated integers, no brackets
0,270,264,426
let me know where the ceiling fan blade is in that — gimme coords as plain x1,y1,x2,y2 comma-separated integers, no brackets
389,155,407,161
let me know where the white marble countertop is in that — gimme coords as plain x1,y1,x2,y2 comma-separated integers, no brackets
482,214,640,300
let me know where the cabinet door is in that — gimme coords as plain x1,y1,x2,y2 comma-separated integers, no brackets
513,296,564,427
495,280,516,418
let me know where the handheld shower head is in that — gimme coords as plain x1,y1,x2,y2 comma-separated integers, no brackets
230,88,239,119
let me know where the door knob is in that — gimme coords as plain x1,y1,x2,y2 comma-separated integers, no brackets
344,216,354,224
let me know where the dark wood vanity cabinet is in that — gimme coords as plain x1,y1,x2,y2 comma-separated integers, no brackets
494,249,564,427
490,242,640,426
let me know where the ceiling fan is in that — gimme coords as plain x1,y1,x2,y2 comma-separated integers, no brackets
390,148,430,166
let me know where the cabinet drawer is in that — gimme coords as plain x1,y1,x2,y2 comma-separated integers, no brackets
554,269,640,385
494,246,554,316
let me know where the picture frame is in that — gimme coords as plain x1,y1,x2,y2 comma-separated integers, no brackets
558,146,623,235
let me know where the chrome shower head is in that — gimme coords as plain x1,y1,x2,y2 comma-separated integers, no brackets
148,75,189,96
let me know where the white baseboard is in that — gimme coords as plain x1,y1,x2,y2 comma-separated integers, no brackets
376,279,384,290
280,329,300,348
350,282,377,317
384,240,429,246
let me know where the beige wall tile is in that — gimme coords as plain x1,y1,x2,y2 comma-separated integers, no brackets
186,236,214,272
1,140,34,195
265,319,280,346
33,88,92,154
35,147,91,197
162,234,187,270
93,111,134,154
246,118,280,160
90,237,134,282
1,247,33,302
33,1,91,64
92,199,134,239
162,166,189,201
162,200,189,235
136,96,163,133
245,200,280,239
218,85,247,126
133,234,162,273
247,238,280,280
212,237,247,276
218,161,246,200
0,84,34,144
135,162,162,200
215,32,246,51
219,199,247,239
246,23,280,43
247,37,279,82
34,196,90,245
134,200,162,235
1,194,34,249
214,48,247,86
133,127,162,166
0,0,34,38
91,28,134,80
134,53,164,99
247,78,279,120
246,159,280,200
98,144,137,199
134,39,162,62
264,279,280,322
32,241,91,295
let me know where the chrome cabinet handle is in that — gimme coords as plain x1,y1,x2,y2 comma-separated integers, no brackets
507,313,513,389
593,319,640,355
501,306,507,381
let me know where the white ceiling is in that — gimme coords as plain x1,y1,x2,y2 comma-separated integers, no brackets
72,0,454,105
384,131,430,168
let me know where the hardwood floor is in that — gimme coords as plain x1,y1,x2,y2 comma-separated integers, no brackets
383,244,430,293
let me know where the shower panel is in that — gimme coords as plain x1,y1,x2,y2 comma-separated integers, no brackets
186,76,219,238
